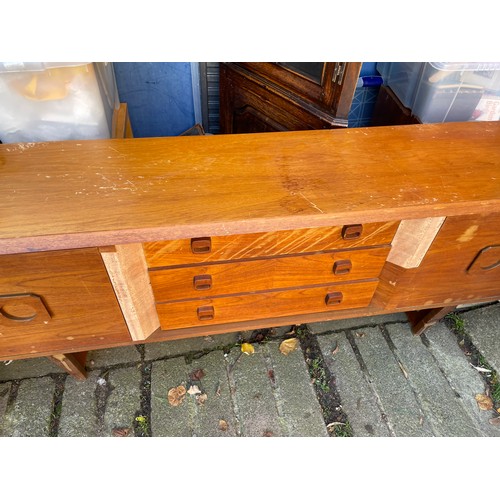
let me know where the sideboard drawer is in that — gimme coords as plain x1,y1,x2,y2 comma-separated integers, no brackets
0,248,130,359
149,247,390,301
143,221,399,267
155,280,379,330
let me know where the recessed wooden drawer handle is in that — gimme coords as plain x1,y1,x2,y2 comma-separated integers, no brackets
325,291,343,306
332,259,352,275
0,293,51,326
193,274,212,291
467,245,500,274
197,305,215,321
0,304,37,322
342,224,363,240
191,237,212,254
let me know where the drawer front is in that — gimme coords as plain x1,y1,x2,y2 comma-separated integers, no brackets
149,247,390,301
155,280,379,330
0,248,130,359
143,221,399,267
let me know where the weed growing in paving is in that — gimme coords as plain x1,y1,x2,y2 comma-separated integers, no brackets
330,421,353,437
446,309,500,407
297,325,352,435
475,354,500,404
445,312,465,334
135,415,149,436
309,358,330,393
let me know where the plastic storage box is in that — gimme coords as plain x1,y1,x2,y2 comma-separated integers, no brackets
0,62,120,143
376,62,424,109
413,62,500,123
377,62,500,123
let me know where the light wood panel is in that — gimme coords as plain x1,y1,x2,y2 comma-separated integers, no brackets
387,217,445,268
100,244,160,341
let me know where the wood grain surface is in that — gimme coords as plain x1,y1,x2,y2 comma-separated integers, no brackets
143,221,398,267
0,248,129,360
100,244,160,340
377,212,500,308
148,247,389,301
1,121,499,254
155,280,379,330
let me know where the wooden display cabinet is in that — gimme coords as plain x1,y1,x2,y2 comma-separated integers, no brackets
219,62,362,133
371,85,421,126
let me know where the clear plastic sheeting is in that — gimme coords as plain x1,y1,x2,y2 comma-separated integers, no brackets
0,62,119,143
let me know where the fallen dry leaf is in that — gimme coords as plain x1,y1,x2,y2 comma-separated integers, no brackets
331,342,339,355
356,332,366,338
190,368,206,381
196,393,208,405
489,416,500,426
187,384,201,395
219,419,228,431
279,338,298,355
398,361,409,379
326,422,346,429
168,385,187,406
112,427,131,437
268,369,275,383
241,343,255,355
263,430,273,437
475,393,494,411
470,364,492,373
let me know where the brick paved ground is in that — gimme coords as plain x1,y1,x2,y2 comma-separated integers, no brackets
1,303,499,438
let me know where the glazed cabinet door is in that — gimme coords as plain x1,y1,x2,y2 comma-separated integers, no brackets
219,62,361,133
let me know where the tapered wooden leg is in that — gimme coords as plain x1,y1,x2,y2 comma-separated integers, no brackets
49,352,88,380
406,306,456,336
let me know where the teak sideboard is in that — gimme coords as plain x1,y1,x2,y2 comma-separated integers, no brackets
1,122,499,379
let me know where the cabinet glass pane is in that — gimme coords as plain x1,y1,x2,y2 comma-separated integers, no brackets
277,62,324,83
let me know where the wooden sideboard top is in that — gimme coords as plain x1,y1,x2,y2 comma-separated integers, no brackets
1,121,499,254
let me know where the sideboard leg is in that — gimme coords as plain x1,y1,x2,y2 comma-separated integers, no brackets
406,306,456,336
49,352,88,380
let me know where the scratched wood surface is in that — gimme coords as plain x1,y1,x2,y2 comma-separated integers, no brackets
1,121,499,254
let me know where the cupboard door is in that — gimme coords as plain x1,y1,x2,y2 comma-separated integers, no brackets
383,213,500,308
0,248,129,359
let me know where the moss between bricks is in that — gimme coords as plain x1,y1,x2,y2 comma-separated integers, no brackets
296,325,353,437
445,311,500,407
